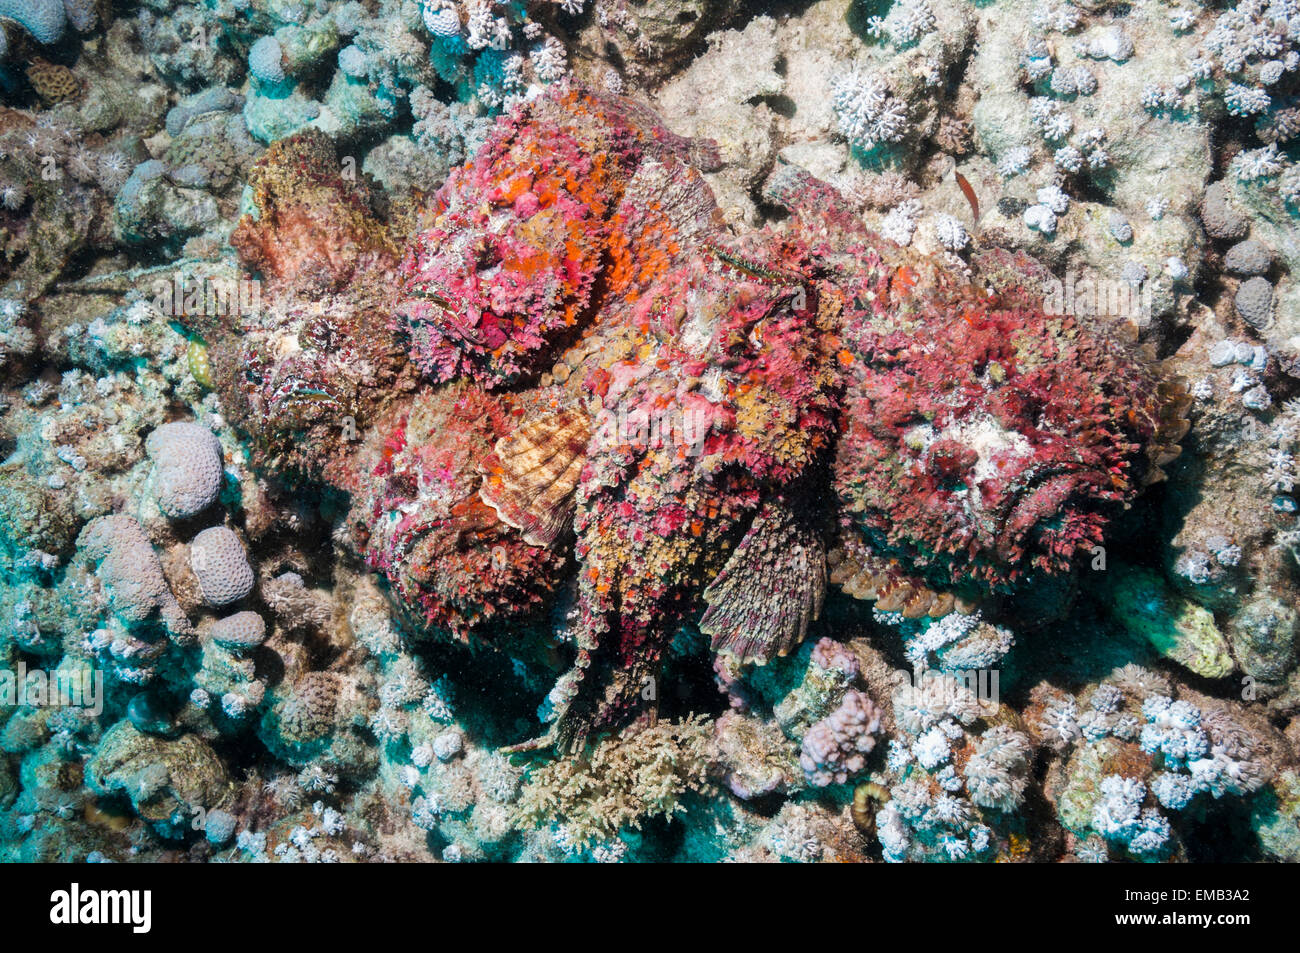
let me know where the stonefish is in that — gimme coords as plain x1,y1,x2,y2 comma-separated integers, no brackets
206,82,1190,751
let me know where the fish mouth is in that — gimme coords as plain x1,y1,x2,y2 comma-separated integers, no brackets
994,462,1092,561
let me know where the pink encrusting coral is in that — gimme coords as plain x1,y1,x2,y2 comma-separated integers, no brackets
215,81,1179,752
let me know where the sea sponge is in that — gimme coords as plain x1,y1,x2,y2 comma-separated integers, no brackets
84,722,230,838
190,526,255,606
210,611,267,653
145,422,224,519
165,88,245,137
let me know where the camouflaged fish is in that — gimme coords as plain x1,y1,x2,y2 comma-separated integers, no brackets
215,81,1188,752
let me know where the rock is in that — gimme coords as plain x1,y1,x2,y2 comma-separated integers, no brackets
1103,563,1235,679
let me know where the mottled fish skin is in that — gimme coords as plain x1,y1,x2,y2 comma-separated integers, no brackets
222,83,1175,755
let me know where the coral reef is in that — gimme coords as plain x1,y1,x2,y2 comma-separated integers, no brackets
0,0,1297,868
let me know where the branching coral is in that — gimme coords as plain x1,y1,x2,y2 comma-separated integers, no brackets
514,715,715,848
876,671,1034,862
1036,666,1275,861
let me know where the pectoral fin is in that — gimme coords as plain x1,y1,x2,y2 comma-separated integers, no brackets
478,408,589,548
700,499,827,663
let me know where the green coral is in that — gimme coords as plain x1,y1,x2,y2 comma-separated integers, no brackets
1102,563,1235,679
1254,769,1300,862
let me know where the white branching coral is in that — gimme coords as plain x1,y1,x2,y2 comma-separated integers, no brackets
888,0,936,46
1231,143,1287,180
530,35,567,83
880,199,922,246
831,67,909,153
932,214,969,251
997,145,1032,178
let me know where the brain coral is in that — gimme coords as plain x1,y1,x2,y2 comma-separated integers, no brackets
77,515,192,638
210,610,267,653
190,526,255,606
145,421,224,519
0,0,66,45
